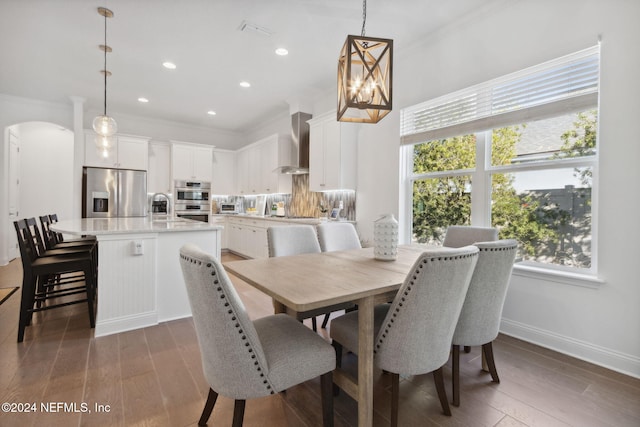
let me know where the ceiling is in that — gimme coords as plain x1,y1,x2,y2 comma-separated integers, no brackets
0,0,490,136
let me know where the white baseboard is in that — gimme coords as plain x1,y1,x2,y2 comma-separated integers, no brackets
500,318,640,379
94,311,158,338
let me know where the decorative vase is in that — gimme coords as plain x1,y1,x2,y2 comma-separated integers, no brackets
374,214,398,261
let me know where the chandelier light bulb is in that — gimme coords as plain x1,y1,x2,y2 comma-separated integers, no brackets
93,114,117,137
95,134,114,149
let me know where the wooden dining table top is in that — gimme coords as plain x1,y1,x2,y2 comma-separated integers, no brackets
224,244,429,312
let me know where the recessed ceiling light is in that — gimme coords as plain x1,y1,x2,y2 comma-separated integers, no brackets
162,61,176,69
207,110,217,116
138,97,149,103
239,81,251,88
275,48,288,56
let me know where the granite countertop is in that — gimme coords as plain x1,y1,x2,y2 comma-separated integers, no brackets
50,217,222,236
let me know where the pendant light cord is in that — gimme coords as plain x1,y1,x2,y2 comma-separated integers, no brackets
361,0,367,37
103,11,108,116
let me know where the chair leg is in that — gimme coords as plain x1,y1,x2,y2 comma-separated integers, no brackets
433,367,451,416
464,345,471,353
321,371,334,427
321,313,331,329
390,372,400,427
482,342,500,383
452,345,461,406
332,342,342,396
198,388,218,426
312,317,317,332
84,266,96,328
17,276,35,343
232,400,246,427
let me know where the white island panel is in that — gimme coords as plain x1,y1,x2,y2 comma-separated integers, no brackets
51,218,221,337
95,233,158,336
156,230,220,322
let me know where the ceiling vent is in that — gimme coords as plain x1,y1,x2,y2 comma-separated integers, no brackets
238,20,273,37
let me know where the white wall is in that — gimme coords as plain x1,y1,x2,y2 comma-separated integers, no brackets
355,0,639,376
15,122,75,222
0,95,74,265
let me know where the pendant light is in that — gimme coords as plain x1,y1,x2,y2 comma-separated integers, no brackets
93,6,117,150
337,0,393,123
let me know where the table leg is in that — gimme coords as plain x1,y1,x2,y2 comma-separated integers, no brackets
272,298,286,314
357,296,374,427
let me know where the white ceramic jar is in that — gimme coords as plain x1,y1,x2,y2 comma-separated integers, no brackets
374,213,398,261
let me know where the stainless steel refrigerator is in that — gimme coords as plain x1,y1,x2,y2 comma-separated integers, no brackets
82,167,147,218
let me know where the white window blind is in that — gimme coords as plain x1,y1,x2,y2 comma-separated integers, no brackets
400,45,600,145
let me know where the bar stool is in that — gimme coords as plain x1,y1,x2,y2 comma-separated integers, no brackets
14,219,96,342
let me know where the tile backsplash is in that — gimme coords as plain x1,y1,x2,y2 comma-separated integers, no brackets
213,174,355,220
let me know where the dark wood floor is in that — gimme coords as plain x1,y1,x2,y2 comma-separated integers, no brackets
1,253,639,427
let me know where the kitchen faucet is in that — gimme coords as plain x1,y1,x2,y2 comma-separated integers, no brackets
150,193,171,220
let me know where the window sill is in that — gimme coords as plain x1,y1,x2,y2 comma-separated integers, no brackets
512,263,605,289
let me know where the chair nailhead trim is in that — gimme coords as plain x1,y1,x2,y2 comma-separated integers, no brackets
373,251,479,356
181,252,276,395
478,245,518,252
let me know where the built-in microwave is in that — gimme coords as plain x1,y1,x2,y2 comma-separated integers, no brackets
174,180,210,202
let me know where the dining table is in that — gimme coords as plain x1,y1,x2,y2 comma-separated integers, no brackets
224,244,429,427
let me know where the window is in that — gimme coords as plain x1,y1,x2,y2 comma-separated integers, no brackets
401,46,599,277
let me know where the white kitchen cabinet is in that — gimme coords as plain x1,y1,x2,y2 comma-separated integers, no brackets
148,142,171,194
226,217,269,259
236,134,292,195
84,132,149,170
171,142,213,182
209,215,227,249
308,111,357,191
211,149,236,195
236,148,250,195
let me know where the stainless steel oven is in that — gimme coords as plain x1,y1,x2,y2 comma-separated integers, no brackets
175,202,210,222
174,181,211,222
175,180,210,202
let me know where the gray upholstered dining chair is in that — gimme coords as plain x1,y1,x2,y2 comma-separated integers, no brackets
442,225,498,248
267,225,325,331
330,246,479,424
316,222,361,328
317,222,361,252
179,244,335,427
451,239,518,407
267,224,321,257
443,225,499,354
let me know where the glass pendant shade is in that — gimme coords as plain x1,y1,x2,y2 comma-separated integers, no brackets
93,114,117,137
94,134,115,158
94,134,115,149
337,35,393,123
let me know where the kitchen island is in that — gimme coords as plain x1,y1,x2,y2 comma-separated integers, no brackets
50,217,221,337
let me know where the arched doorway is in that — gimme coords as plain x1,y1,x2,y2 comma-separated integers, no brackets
3,121,74,263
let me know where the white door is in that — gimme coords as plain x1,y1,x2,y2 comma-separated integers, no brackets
8,130,20,260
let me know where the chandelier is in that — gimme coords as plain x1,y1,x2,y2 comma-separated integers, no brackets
337,0,393,123
93,7,117,157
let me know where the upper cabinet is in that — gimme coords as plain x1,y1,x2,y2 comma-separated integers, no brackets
84,132,149,170
236,134,292,195
171,142,213,182
308,111,357,191
148,142,172,194
211,149,236,195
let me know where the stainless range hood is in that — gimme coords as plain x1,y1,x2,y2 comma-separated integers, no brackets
275,111,312,174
